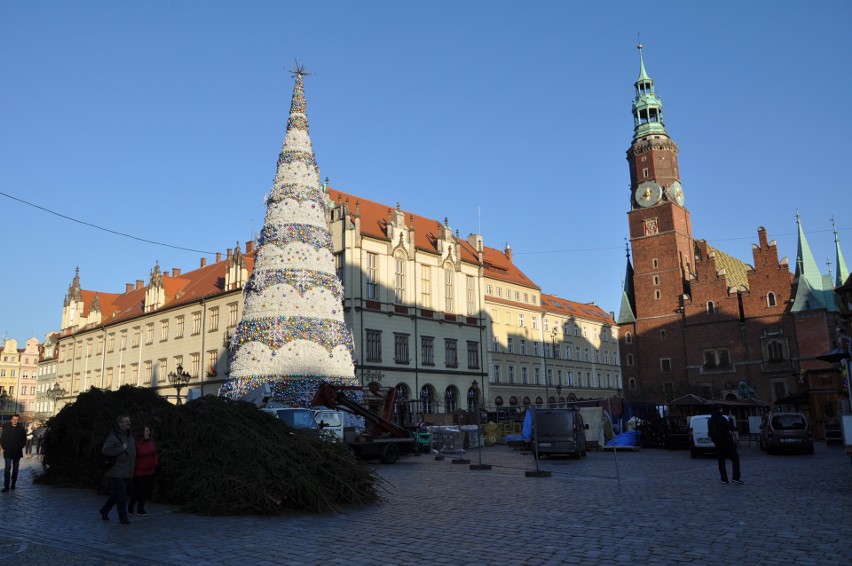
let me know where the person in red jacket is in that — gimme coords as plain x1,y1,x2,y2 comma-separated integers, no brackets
128,425,159,516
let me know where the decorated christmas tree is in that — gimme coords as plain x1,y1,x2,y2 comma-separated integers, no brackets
222,65,357,406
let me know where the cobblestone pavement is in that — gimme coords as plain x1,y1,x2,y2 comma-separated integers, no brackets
1,443,850,565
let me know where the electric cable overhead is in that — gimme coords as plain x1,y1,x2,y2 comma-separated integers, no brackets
0,191,216,255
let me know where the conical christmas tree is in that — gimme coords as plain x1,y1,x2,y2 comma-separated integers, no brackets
223,66,357,406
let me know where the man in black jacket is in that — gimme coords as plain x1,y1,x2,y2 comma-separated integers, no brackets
1,414,27,492
708,404,742,485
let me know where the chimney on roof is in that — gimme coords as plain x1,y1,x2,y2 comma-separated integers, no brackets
216,252,222,262
246,241,254,253
200,257,207,268
227,248,232,259
172,268,181,277
136,280,144,290
126,283,133,293
505,244,513,261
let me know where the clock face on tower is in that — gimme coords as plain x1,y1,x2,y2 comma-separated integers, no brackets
667,181,685,206
634,181,662,208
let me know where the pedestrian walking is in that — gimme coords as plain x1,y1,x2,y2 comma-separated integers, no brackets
1,414,27,492
25,425,34,458
128,425,159,517
708,404,742,485
98,415,136,524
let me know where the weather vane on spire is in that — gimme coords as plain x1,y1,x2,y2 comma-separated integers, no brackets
290,60,312,78
637,32,642,51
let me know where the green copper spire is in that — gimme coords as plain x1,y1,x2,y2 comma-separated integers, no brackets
617,245,637,324
834,218,849,287
792,212,838,312
632,43,668,140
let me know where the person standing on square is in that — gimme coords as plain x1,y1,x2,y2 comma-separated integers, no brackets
1,414,27,492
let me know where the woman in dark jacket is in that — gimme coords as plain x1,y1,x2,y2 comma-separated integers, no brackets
99,415,136,524
128,425,159,516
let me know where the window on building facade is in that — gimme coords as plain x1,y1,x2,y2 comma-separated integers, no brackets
653,275,660,285
554,344,560,359
627,353,634,366
508,365,515,384
505,310,511,325
629,377,636,390
106,368,113,388
175,316,184,339
145,324,154,345
524,293,528,302
766,340,785,362
544,343,551,358
190,353,200,378
209,307,219,332
143,361,152,385
228,303,238,327
706,301,716,315
574,325,580,336
466,276,475,316
421,265,431,308
497,287,502,297
660,329,666,340
366,330,382,362
625,332,632,344
584,348,590,362
207,350,218,376
491,337,499,353
605,351,610,364
394,254,405,304
557,370,563,385
532,341,539,356
514,291,520,301
192,312,201,335
567,371,574,386
366,252,378,300
532,295,537,305
158,358,167,382
594,349,600,362
422,336,435,365
520,339,526,355
160,320,169,341
519,314,525,327
445,339,458,367
566,345,572,360
533,367,540,385
702,348,731,371
467,341,479,369
107,334,115,353
546,368,552,385
445,387,457,413
507,337,514,354
335,253,343,281
655,290,661,300
444,266,454,313
660,358,672,372
767,292,777,307
130,363,139,385
486,284,492,295
521,366,528,384
532,317,538,330
119,332,127,350
394,333,409,364
493,364,501,383
652,258,659,269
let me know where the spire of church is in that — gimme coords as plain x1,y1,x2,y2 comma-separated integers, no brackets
617,244,636,324
631,43,668,140
833,219,849,287
792,212,837,312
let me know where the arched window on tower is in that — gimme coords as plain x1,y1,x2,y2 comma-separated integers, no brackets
767,292,777,307
625,332,632,344
627,354,634,367
706,301,716,315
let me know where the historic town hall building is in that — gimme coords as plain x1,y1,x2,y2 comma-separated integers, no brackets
617,46,848,423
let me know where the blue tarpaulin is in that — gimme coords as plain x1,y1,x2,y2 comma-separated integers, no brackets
606,429,641,447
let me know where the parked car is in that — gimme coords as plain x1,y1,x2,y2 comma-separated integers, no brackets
531,407,588,459
688,414,715,458
759,412,814,455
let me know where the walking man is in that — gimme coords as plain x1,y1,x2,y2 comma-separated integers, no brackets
1,414,27,492
99,415,136,524
708,404,742,485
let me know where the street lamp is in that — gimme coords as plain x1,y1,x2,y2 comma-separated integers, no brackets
168,364,191,404
45,382,67,415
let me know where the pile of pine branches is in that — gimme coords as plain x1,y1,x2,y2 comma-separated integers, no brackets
34,385,384,514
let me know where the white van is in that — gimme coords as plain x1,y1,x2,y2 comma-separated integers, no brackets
688,415,715,458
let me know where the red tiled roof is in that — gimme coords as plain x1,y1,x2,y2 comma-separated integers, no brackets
69,252,255,332
540,292,615,324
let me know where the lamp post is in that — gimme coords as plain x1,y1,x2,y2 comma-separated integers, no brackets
167,364,191,405
45,382,67,415
556,384,563,408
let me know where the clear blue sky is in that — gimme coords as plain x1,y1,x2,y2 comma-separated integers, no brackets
1,1,850,344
